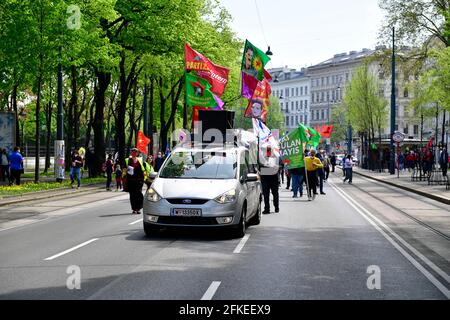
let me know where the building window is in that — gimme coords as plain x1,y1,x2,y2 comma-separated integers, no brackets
305,87,308,95
285,88,289,97
316,110,320,119
321,78,324,86
327,92,330,102
291,88,294,96
296,115,299,124
326,77,329,86
321,109,325,120
305,100,308,108
286,116,289,126
300,87,303,96
296,87,299,96
321,92,324,102
404,126,409,135
296,101,299,110
414,125,419,135
305,114,308,124
300,100,303,108
280,102,283,110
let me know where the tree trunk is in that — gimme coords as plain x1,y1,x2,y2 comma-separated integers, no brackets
149,78,154,155
44,92,53,173
12,84,19,147
35,72,42,183
116,53,140,165
93,70,111,177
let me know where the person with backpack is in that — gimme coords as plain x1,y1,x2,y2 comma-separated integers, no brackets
104,154,114,191
123,148,148,214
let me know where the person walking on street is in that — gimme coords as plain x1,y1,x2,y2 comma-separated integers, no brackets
260,165,279,214
124,148,147,214
343,154,354,184
321,151,331,181
154,152,165,172
278,158,284,187
70,149,83,189
0,148,10,182
316,151,326,195
330,152,337,173
285,168,291,190
143,155,155,189
114,164,123,191
104,154,114,191
290,167,305,198
8,146,24,186
305,149,323,200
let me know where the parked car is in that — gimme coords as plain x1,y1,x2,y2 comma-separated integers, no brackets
336,154,344,166
143,144,262,238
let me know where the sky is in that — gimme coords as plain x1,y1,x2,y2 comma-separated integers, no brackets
219,0,386,70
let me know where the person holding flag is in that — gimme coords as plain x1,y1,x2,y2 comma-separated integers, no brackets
304,149,323,200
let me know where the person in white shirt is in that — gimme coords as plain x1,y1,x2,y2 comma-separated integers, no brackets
343,154,354,184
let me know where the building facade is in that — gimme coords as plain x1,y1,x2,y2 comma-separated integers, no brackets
269,67,310,134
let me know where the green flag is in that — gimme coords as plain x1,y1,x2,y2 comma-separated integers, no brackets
241,40,271,81
185,72,216,107
298,123,321,147
280,128,305,169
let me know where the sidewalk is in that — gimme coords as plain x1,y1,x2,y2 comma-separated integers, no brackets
0,183,108,207
351,167,450,205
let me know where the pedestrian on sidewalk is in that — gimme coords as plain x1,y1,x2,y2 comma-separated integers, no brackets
305,150,323,200
8,146,23,186
70,148,83,189
123,148,147,214
104,154,114,191
114,164,123,191
343,154,354,184
278,158,285,187
0,148,10,182
321,150,331,181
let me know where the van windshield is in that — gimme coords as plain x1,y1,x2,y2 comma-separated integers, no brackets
159,151,237,179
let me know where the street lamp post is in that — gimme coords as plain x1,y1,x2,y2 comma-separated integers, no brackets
54,49,65,182
389,27,396,175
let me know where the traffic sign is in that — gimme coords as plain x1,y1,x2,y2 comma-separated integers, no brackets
392,131,405,143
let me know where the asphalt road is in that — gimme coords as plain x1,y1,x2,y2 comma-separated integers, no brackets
0,172,448,300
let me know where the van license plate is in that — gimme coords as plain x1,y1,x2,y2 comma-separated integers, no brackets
172,208,202,217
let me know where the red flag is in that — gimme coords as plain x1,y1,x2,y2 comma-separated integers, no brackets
136,130,151,154
242,69,272,99
185,43,229,96
191,106,209,127
244,78,272,123
321,125,334,138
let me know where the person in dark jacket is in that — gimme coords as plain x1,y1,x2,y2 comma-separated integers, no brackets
154,151,165,172
105,154,114,191
260,166,279,215
8,146,23,186
290,167,305,198
330,152,337,173
124,148,147,214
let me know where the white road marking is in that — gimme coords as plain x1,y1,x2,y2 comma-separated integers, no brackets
44,238,99,261
329,180,450,299
201,281,221,300
129,218,143,225
233,234,250,253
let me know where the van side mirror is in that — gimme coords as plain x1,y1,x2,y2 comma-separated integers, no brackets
245,173,258,182
150,172,158,179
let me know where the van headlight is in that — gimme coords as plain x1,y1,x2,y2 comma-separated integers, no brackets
214,189,236,204
147,188,162,202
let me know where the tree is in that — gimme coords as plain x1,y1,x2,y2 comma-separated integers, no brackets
344,62,388,168
379,0,450,48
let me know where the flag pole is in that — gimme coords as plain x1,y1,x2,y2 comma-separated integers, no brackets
302,141,311,201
